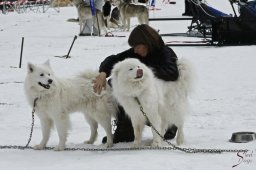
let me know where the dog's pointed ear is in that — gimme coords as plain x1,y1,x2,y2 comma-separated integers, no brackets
44,59,51,68
27,62,34,73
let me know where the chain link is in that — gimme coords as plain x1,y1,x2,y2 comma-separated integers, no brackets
24,97,38,148
0,145,177,151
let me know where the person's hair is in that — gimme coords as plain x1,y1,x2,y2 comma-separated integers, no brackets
128,24,165,53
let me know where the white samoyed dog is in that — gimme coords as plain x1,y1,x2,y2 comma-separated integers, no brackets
111,58,195,147
24,60,117,151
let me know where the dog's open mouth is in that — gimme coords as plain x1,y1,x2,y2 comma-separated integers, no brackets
38,82,50,89
135,69,143,79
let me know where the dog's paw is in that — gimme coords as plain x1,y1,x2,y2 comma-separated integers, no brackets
33,144,45,150
132,141,141,148
144,140,152,146
84,140,94,144
54,145,65,151
106,142,113,148
176,137,184,146
151,140,162,147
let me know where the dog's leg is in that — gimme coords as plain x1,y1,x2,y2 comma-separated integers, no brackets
137,16,142,25
54,114,70,151
161,121,169,139
97,12,107,35
97,115,113,148
104,17,109,29
127,18,131,31
84,115,98,144
145,15,149,25
34,117,53,150
79,14,86,35
138,15,145,25
107,16,111,29
104,15,111,30
79,19,83,35
121,15,126,31
150,119,162,147
131,118,144,148
133,124,144,148
146,106,163,147
142,11,149,25
176,124,184,145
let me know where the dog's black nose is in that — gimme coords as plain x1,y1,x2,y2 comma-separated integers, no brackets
48,79,53,84
136,69,143,78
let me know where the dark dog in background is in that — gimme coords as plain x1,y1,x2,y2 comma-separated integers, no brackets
103,0,121,29
110,7,121,28
103,0,112,28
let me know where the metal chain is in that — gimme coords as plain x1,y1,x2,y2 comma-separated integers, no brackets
0,144,245,152
0,97,248,153
24,97,38,148
0,144,177,151
134,97,248,154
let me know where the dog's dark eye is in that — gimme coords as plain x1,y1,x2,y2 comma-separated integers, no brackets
48,74,50,76
40,73,44,77
129,68,133,71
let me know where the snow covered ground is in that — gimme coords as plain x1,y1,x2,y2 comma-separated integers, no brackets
0,1,255,170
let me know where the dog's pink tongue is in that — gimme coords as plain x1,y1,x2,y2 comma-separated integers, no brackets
136,69,143,78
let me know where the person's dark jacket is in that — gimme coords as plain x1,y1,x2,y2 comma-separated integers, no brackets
99,46,179,81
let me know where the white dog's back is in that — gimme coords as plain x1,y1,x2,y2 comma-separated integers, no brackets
176,58,196,96
158,58,195,145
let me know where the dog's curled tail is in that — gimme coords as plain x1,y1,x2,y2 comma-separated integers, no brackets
177,58,196,96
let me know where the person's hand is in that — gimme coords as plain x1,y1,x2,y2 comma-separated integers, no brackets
92,72,107,94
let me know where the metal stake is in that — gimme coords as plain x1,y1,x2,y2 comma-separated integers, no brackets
19,37,24,68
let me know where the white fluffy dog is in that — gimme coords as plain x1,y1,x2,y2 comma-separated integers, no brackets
111,58,194,147
24,60,117,151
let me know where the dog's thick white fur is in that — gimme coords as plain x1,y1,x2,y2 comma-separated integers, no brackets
24,60,117,151
111,58,194,147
